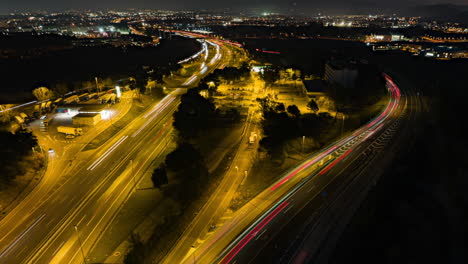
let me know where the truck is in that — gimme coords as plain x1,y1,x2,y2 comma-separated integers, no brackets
45,101,52,111
79,93,89,101
108,94,117,104
54,98,63,106
33,105,41,118
98,94,110,104
14,115,24,124
57,126,83,136
40,102,47,113
88,93,97,99
41,116,54,127
19,113,29,122
64,95,80,104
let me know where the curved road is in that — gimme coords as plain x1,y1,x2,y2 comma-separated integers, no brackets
181,75,412,264
0,33,233,264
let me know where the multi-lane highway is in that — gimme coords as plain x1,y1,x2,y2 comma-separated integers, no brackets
0,32,235,264
180,74,414,264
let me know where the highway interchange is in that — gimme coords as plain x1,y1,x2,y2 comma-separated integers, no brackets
0,30,419,264
0,32,236,264
181,75,420,264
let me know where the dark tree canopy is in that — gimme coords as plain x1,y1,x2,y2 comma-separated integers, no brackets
287,105,301,117
165,143,205,174
260,67,280,84
173,89,216,139
151,166,168,189
0,131,38,184
307,99,319,113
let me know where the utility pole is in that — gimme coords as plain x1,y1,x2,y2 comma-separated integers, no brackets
302,136,306,153
341,113,345,136
74,225,87,264
95,77,100,100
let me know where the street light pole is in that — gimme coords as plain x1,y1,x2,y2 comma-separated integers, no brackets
95,77,100,101
130,159,136,185
302,135,305,153
341,113,345,136
130,159,136,187
74,225,87,264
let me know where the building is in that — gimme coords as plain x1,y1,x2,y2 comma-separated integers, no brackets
324,61,358,89
302,80,327,97
72,113,101,126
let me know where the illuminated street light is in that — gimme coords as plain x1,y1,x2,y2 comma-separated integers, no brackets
116,85,122,98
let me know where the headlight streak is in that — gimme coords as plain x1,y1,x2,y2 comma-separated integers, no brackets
87,136,128,171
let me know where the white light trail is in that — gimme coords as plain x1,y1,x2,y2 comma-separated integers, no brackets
0,214,46,258
132,96,175,138
183,75,198,86
178,40,207,64
87,136,128,171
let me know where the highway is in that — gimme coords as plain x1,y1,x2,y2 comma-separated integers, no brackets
180,74,414,264
0,32,235,264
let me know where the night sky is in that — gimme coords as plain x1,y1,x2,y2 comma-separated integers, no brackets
1,0,467,13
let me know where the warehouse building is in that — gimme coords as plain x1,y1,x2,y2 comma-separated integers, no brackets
72,113,101,126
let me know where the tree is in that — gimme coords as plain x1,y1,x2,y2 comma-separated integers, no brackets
165,143,204,174
0,131,39,184
260,68,280,84
151,166,168,188
53,82,70,97
32,87,52,101
275,103,285,112
287,105,301,117
124,234,145,264
307,99,319,113
173,89,216,139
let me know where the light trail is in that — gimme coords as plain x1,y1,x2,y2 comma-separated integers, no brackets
0,214,46,258
87,136,128,171
220,201,290,264
213,74,403,263
133,96,175,138
183,75,199,86
143,94,174,119
178,40,207,64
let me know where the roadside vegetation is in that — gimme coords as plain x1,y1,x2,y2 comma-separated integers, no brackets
0,130,41,186
228,42,389,212
124,64,250,264
0,130,44,216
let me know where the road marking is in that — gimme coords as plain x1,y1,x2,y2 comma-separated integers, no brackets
0,214,46,258
132,97,175,138
87,136,128,170
255,229,268,240
76,214,87,227
52,241,65,257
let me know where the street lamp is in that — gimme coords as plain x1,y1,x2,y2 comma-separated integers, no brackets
74,225,87,264
341,113,345,136
302,136,305,153
95,77,100,101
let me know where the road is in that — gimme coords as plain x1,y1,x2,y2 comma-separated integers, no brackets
180,74,413,264
0,33,234,264
160,38,254,264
